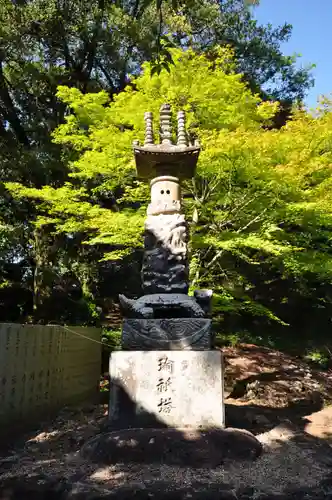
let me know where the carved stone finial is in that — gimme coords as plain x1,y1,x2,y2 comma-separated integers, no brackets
177,111,187,147
160,103,172,145
144,111,154,145
133,104,200,179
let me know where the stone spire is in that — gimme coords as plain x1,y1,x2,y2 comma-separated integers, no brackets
177,111,187,147
160,104,172,145
144,112,154,145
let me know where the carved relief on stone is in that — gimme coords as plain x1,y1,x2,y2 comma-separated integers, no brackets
141,256,189,294
142,211,189,294
144,213,188,258
143,172,189,294
119,293,206,319
122,318,213,350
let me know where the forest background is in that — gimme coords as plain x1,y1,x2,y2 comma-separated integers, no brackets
1,0,330,366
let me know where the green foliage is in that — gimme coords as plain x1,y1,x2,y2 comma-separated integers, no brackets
304,349,330,369
0,0,315,324
102,328,122,351
100,375,109,393
3,47,329,334
6,47,279,253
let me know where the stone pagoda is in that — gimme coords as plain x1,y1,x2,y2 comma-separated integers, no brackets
109,104,224,429
119,104,213,350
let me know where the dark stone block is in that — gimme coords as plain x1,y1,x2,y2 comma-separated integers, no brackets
141,214,190,294
122,318,213,350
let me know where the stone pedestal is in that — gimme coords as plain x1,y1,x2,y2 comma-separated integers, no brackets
109,350,225,429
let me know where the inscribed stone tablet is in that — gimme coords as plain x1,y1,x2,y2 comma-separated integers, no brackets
109,350,224,429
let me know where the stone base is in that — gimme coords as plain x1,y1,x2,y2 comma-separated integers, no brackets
81,427,262,467
109,350,224,429
122,318,213,350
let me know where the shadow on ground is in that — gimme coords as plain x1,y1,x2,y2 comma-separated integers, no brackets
2,352,332,499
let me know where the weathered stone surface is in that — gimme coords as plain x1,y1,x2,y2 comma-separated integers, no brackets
147,176,182,216
194,289,213,317
133,105,200,180
122,318,213,350
142,253,189,294
81,427,262,467
109,350,224,429
142,212,189,294
118,293,205,319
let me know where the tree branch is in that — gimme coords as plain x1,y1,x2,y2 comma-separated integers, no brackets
96,61,116,94
0,61,30,147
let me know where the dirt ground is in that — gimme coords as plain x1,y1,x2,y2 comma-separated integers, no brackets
1,344,332,499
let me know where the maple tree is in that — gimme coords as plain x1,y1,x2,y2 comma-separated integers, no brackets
6,48,332,334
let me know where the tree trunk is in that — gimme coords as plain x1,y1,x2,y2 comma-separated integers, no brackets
33,226,53,322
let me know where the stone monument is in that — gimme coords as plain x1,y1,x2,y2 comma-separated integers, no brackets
109,104,225,429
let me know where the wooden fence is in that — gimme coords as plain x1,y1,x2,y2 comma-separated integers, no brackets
0,324,101,429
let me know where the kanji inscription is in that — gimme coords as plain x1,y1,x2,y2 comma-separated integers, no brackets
157,355,174,413
158,355,174,374
158,397,173,414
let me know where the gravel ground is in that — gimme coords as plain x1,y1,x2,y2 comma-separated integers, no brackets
1,344,332,499
1,405,332,499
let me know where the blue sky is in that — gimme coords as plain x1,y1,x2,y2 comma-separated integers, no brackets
253,0,332,108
